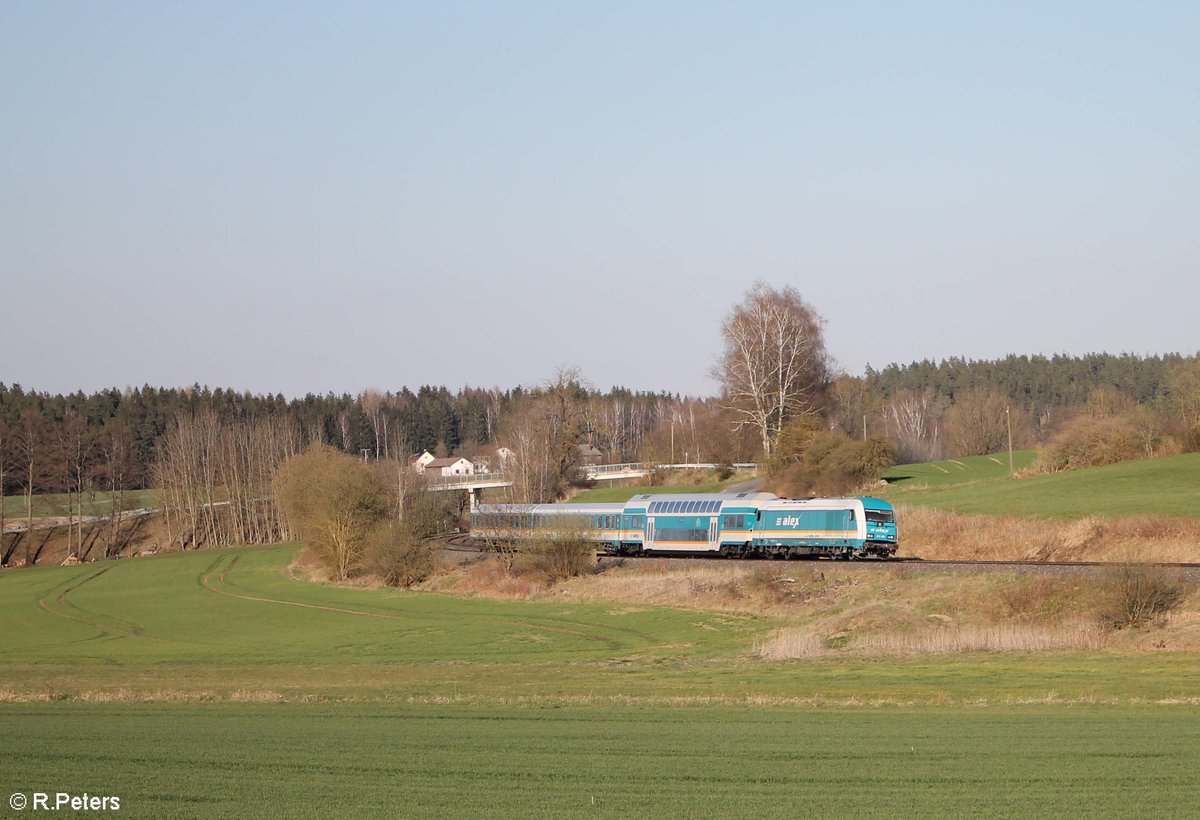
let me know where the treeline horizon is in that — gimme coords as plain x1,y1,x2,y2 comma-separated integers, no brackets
1,350,1197,499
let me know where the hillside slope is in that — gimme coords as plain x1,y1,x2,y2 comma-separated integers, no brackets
882,452,1200,519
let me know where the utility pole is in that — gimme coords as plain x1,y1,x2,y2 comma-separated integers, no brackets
1006,405,1014,476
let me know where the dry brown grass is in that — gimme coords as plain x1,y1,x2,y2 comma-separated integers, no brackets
427,559,551,599
898,506,1200,563
418,543,1200,657
755,620,1109,659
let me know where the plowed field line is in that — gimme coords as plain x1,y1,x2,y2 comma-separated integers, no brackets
197,555,400,619
37,567,126,637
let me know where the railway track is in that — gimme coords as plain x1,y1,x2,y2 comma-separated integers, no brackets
444,535,1200,578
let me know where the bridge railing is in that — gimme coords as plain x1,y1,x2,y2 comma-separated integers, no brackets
652,463,762,471
580,462,651,477
426,472,507,489
426,462,761,491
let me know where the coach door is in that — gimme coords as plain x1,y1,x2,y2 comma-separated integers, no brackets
646,518,655,548
708,517,718,549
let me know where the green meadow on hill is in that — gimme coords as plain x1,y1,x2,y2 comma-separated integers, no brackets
882,451,1200,519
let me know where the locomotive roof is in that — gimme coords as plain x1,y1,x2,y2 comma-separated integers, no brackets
761,496,894,509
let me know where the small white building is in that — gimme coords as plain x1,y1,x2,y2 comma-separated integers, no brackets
411,450,437,473
423,456,475,477
472,445,516,473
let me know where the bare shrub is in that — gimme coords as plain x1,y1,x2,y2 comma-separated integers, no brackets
273,443,389,580
364,521,439,588
529,516,595,582
1037,415,1142,472
1099,563,1193,629
770,429,896,497
532,536,594,582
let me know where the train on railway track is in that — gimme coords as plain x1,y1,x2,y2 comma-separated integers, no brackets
471,492,898,559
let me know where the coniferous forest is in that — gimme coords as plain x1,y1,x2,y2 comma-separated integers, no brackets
2,351,1197,500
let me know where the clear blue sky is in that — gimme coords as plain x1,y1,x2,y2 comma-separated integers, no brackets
3,2,1197,397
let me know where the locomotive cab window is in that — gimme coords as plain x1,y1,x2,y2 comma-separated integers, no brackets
865,510,894,523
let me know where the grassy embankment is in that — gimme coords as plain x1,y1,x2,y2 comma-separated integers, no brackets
881,451,1199,518
878,452,1200,562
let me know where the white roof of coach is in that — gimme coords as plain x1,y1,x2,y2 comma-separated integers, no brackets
474,502,625,516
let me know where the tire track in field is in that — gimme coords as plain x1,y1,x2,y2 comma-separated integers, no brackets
197,554,401,619
197,555,661,650
36,565,221,649
37,567,130,638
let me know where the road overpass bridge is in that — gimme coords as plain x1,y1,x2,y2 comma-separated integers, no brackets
427,462,760,508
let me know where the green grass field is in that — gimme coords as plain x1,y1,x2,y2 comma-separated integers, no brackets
11,544,1200,703
1,488,159,519
3,545,1200,816
883,451,1038,487
3,703,1198,818
882,451,1200,518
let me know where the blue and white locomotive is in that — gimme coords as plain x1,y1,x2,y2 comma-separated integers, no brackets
471,492,898,559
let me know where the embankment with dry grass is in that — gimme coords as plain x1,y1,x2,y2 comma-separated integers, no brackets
425,553,1200,659
897,505,1200,563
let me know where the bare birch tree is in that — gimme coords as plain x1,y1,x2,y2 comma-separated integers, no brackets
944,386,1010,457
56,412,97,559
14,411,46,565
712,282,831,457
0,420,8,564
883,389,946,463
98,423,135,558
499,369,588,503
360,390,387,459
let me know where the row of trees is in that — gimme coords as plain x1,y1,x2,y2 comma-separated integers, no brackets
0,411,141,565
828,363,1200,466
0,382,741,497
710,283,1200,486
5,350,1196,505
153,410,301,550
